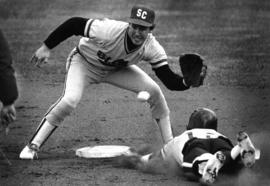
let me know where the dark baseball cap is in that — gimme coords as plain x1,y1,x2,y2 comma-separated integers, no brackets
128,5,155,27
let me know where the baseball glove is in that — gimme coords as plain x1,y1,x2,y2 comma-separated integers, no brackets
179,53,207,87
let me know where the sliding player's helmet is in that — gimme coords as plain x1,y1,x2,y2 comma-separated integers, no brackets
186,108,218,131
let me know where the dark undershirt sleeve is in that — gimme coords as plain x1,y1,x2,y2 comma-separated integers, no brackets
0,29,18,105
44,17,88,49
0,72,18,106
153,64,189,91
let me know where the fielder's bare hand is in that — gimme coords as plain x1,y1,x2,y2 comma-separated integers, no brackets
0,104,16,135
30,44,51,67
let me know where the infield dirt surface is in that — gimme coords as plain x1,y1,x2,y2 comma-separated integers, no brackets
0,0,270,185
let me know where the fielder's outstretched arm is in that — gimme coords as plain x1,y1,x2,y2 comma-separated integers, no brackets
153,64,189,91
31,17,88,67
44,17,88,49
153,53,207,90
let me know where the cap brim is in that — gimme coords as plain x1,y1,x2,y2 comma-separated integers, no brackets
128,18,153,27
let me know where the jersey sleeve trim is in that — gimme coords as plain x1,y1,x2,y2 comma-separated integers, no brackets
84,19,95,38
150,59,168,69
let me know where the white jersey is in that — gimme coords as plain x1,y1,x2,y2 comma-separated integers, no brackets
78,18,168,70
161,129,228,166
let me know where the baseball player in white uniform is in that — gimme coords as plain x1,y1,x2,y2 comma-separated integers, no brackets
20,5,205,159
120,108,258,184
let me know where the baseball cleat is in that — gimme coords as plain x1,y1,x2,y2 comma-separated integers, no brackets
19,144,39,160
201,151,226,184
237,131,256,167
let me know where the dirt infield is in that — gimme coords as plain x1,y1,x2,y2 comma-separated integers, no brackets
0,0,270,185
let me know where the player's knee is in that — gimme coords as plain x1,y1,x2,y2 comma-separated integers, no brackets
46,98,77,126
62,94,81,108
147,84,163,100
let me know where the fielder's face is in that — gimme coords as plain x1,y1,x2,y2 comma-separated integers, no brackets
128,23,151,45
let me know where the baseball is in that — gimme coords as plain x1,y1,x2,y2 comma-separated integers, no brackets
137,91,150,102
